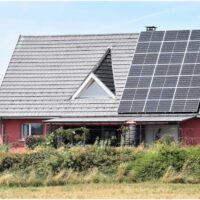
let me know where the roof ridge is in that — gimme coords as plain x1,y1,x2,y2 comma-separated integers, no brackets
20,33,138,37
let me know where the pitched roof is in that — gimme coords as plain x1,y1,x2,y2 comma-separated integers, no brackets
0,33,138,117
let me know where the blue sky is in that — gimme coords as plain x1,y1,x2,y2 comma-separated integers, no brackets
1,1,200,83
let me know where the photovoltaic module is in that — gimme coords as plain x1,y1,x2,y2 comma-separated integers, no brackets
118,30,200,113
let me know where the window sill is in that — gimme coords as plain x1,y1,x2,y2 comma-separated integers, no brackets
18,139,25,142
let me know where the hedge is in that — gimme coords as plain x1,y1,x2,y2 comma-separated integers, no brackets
1,143,200,186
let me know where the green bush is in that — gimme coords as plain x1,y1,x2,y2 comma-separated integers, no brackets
0,153,20,172
25,136,45,149
127,143,187,181
46,127,90,148
0,144,10,152
18,147,62,176
157,134,175,145
185,146,200,178
2,144,200,186
0,146,136,175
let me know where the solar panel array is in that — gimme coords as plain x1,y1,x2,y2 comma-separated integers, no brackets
118,30,200,113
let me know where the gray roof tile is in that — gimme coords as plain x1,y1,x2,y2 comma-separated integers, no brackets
0,33,139,117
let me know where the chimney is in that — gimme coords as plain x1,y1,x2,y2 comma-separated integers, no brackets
146,26,157,31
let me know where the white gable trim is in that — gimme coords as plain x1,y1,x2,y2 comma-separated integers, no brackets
72,73,115,100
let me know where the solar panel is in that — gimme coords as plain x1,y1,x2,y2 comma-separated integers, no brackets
164,31,178,41
145,100,159,112
188,41,200,51
118,29,200,113
148,88,162,99
190,30,200,40
131,101,145,112
155,65,168,75
157,100,171,112
167,65,180,75
173,42,187,52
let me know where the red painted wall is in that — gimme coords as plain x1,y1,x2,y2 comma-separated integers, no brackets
3,119,47,147
0,120,2,144
180,118,200,145
2,117,200,146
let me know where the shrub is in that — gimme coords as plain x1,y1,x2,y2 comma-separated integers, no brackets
17,147,61,176
2,143,200,186
0,153,20,172
127,143,187,181
157,134,175,145
0,144,10,152
25,136,45,149
185,146,200,178
46,133,57,148
46,127,90,148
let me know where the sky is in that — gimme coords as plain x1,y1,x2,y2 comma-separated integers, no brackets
1,1,200,83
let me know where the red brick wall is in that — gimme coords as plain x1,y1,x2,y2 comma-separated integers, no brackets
2,119,47,146
180,118,200,145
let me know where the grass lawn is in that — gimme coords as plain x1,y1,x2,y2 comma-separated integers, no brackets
1,182,200,199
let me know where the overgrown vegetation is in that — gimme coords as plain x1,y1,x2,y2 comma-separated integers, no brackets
2,136,200,186
0,145,137,186
25,136,45,149
29,127,90,148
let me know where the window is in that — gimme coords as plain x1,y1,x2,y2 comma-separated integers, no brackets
21,123,43,139
72,73,115,99
78,80,110,99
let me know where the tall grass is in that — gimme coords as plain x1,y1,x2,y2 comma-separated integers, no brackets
1,143,200,186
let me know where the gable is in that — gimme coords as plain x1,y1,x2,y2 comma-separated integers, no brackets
72,48,116,100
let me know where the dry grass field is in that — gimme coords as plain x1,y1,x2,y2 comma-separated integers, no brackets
1,182,200,199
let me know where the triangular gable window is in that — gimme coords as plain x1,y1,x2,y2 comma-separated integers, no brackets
72,73,115,99
78,79,110,99
71,48,116,100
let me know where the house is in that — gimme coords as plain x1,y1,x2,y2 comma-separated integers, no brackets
0,28,200,147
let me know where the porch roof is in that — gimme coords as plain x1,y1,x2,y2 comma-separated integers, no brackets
43,116,133,124
134,115,196,123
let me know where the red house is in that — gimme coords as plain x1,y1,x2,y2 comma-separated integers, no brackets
0,28,200,147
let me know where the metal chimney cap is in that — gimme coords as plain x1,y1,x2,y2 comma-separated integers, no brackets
146,26,157,31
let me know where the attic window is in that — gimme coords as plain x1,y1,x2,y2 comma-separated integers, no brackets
78,79,110,99
72,73,115,99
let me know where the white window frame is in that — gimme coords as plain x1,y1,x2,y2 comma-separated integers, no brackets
72,73,115,100
21,123,43,140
